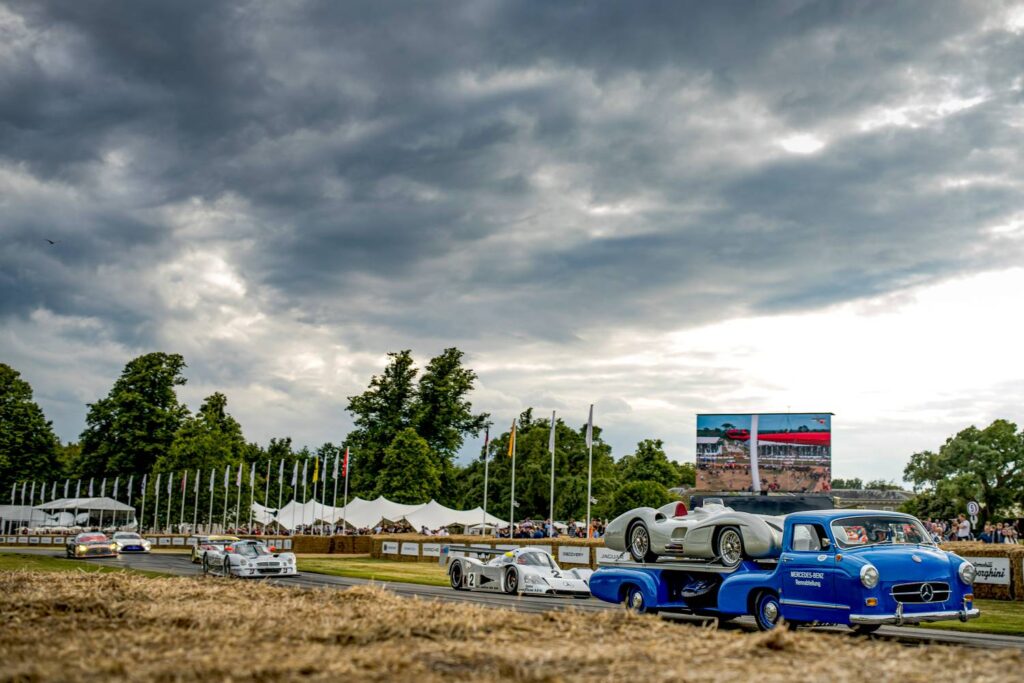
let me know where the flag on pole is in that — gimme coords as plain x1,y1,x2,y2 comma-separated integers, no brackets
291,461,298,486
332,453,339,479
301,459,308,486
51,480,57,499
508,420,517,457
127,475,134,506
586,404,593,448
313,456,319,483
549,411,556,454
113,477,119,500
194,470,200,493
29,481,35,504
20,481,26,504
342,447,349,478
88,478,94,497
155,472,161,493
181,472,187,492
64,479,70,498
236,463,243,487
100,477,106,497
75,479,81,498
209,468,215,492
223,465,230,488
279,459,284,482
10,482,15,504
249,462,255,488
167,472,172,495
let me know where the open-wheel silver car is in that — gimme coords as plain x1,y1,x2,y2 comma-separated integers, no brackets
443,546,592,597
604,499,784,566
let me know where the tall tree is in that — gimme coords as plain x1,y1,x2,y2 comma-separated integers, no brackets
903,419,1024,525
346,350,418,495
79,352,189,477
0,363,60,498
617,439,683,489
376,428,440,504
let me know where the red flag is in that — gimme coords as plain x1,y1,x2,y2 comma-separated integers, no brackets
342,447,349,478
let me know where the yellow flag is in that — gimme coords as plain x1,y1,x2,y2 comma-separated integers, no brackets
313,457,319,483
507,420,516,457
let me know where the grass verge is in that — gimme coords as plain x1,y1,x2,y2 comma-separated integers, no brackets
916,598,1024,637
0,552,167,578
298,556,448,586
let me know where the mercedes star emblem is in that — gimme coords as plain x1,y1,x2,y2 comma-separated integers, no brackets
919,583,935,602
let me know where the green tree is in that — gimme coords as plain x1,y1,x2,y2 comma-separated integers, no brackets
831,477,864,490
79,352,189,477
0,363,61,499
346,351,418,495
376,428,440,504
865,479,902,491
617,439,682,489
903,419,1024,525
609,480,674,518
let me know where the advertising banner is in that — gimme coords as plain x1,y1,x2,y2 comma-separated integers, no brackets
557,546,590,565
381,541,399,555
972,557,1011,585
421,543,441,557
697,413,832,493
400,542,419,556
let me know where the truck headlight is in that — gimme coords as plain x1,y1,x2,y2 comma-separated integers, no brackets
958,561,976,585
860,564,879,589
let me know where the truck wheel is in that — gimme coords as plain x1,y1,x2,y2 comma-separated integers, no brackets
504,567,519,594
754,591,782,631
715,526,744,567
627,521,659,564
624,585,650,614
449,562,465,590
851,624,881,635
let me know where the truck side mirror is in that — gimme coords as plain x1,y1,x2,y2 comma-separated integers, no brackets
821,538,831,551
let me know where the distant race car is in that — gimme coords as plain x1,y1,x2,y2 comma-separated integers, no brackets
190,535,241,564
200,539,298,578
111,531,151,553
443,546,592,597
604,499,783,566
66,532,118,559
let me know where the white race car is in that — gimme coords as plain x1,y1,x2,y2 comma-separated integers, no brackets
200,539,298,578
443,546,592,597
111,531,151,553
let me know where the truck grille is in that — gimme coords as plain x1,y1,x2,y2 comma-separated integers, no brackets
891,582,950,603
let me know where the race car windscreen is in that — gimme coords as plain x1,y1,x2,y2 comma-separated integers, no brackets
830,516,933,549
517,552,557,569
233,543,271,558
79,534,108,543
114,532,141,540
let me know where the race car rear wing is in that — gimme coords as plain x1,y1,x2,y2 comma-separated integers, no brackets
438,544,514,567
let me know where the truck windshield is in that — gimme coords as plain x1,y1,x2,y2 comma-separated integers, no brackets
830,515,933,549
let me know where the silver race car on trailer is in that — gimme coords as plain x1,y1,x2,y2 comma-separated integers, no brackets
441,545,592,597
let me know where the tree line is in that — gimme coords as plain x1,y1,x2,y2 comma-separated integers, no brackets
0,351,695,527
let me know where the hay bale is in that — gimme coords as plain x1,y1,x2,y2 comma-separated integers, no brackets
0,570,1020,682
941,542,1024,601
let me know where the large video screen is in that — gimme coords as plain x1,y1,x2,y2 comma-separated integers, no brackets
696,413,831,493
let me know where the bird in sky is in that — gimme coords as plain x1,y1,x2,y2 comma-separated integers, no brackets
45,238,59,245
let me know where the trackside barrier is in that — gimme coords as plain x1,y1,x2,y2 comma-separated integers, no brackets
370,535,605,568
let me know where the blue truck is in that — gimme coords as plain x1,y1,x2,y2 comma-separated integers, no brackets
589,509,980,632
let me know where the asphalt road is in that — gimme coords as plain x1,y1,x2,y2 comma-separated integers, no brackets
5,547,1023,651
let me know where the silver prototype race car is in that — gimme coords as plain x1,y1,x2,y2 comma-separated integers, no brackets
605,499,784,566
200,539,298,578
443,546,592,597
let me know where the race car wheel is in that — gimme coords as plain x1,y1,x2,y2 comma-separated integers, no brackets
627,521,659,564
715,526,744,568
624,585,650,614
503,567,519,595
449,561,465,590
754,591,782,631
223,558,232,577
202,554,210,575
851,624,881,635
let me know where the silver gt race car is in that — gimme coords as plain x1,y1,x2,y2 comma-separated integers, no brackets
200,539,298,578
604,499,784,566
443,546,592,597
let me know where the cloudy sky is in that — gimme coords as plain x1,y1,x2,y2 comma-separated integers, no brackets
2,1,1022,483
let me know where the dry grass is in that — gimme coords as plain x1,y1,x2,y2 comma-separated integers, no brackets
1,571,1020,683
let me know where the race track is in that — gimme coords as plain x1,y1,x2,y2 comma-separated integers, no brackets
4,548,1022,651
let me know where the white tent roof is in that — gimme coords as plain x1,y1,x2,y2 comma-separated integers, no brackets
0,505,52,525
35,497,135,512
263,495,506,531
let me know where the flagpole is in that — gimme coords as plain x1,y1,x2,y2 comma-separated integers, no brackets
302,461,308,535
341,448,350,534
192,469,199,533
208,469,215,534
248,463,255,531
139,478,146,533
235,464,242,534
278,460,284,518
332,453,339,535
509,419,517,537
222,467,229,534
311,458,318,535
482,427,490,536
154,476,161,533
165,474,172,534
263,460,271,531
179,471,187,531
585,404,594,539
549,411,556,539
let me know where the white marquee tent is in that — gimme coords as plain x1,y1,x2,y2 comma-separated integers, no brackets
261,495,505,531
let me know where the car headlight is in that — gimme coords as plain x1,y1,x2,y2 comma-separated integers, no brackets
523,574,546,586
860,564,879,589
959,561,976,585
240,559,249,566
77,545,86,552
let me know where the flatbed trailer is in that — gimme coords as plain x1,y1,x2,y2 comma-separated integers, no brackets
589,510,981,632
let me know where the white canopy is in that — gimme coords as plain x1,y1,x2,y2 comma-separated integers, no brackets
261,495,506,531
36,497,135,512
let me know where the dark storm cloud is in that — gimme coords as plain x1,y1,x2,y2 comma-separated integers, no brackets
1,0,1022,351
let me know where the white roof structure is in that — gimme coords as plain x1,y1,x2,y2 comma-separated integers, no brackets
0,505,52,526
35,497,135,512
260,495,506,531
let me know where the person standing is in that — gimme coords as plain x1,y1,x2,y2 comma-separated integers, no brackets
956,514,971,541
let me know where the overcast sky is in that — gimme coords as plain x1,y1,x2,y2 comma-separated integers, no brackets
2,1,1022,483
